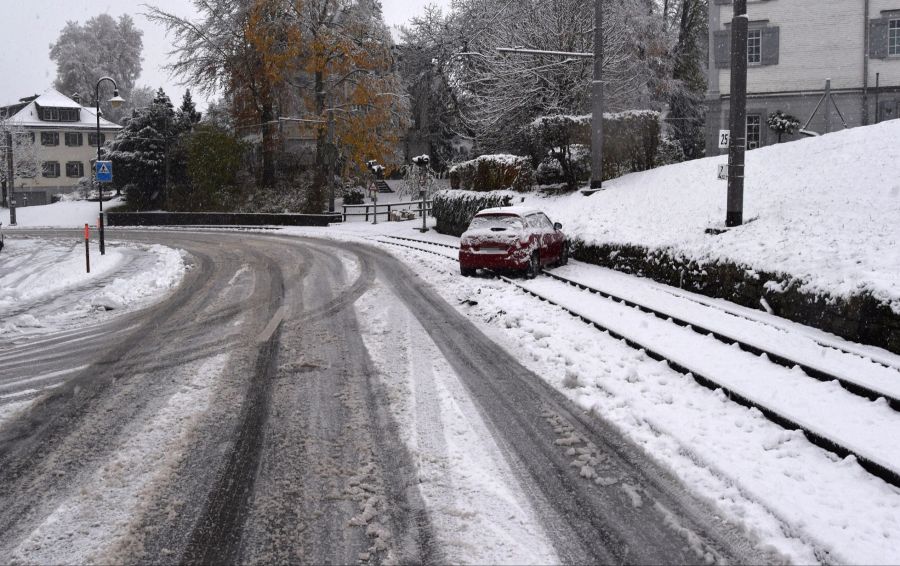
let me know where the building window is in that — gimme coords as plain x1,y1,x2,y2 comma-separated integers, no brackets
747,29,762,65
60,108,79,122
41,131,59,146
747,115,761,149
42,161,60,178
88,132,106,146
41,107,59,121
65,132,83,147
15,132,35,144
66,161,85,178
890,19,900,56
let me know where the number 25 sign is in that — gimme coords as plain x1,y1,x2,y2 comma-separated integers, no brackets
718,130,731,149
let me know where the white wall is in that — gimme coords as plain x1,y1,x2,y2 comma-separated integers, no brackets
718,0,867,95
18,126,119,190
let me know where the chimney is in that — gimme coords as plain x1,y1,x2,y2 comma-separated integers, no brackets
72,93,81,105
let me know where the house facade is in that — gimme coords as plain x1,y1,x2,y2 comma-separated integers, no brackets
706,0,900,155
1,89,121,206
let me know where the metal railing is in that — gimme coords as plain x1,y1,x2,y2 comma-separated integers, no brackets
341,199,432,222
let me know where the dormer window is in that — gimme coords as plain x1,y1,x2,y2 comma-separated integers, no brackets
39,106,79,122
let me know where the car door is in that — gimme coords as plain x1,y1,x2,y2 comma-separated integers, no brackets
538,213,560,263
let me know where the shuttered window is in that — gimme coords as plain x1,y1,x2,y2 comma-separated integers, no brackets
714,25,779,68
746,115,761,150
66,161,85,178
748,29,762,64
42,161,60,178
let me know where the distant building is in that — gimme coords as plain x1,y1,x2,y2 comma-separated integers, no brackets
706,1,900,155
0,89,121,206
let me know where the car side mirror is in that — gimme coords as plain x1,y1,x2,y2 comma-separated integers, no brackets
553,222,562,230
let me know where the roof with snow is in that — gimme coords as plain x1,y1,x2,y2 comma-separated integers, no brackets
1,88,121,130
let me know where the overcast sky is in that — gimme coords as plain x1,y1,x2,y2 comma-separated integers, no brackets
0,0,450,111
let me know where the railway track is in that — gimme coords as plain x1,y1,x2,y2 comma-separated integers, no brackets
372,233,900,489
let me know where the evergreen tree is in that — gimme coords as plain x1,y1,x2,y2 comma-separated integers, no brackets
106,88,184,210
177,89,202,130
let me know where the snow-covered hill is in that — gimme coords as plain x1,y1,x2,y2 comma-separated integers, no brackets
524,120,900,312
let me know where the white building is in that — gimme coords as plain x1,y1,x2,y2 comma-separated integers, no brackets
706,1,900,154
1,89,121,206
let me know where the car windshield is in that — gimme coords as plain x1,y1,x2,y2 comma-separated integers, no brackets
468,215,524,231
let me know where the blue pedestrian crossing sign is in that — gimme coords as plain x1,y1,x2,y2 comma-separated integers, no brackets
96,161,113,183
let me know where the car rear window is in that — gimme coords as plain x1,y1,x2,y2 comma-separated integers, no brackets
469,215,524,231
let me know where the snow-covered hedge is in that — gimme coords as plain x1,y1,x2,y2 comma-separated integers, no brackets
526,111,663,186
432,189,517,236
448,154,535,192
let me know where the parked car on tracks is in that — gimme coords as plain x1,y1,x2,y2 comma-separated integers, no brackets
459,207,568,278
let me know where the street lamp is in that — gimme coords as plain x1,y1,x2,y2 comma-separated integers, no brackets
95,76,124,255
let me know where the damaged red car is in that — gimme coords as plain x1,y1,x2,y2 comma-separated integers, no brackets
458,207,568,277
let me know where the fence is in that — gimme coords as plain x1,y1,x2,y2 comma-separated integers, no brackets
341,199,432,222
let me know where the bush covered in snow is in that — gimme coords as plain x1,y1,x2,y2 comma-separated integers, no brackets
767,110,801,143
525,111,665,188
449,154,535,192
432,189,517,236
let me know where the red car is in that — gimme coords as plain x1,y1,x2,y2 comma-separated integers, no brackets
459,207,568,277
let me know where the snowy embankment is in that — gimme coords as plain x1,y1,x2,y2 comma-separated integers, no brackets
520,120,900,313
1,197,124,227
0,237,185,336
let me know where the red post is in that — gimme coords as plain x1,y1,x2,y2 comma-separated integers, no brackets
84,223,90,273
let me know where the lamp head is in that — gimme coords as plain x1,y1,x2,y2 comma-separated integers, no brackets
108,89,125,109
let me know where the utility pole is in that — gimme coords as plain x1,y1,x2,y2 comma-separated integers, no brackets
726,0,748,228
589,0,604,192
327,108,336,213
5,131,16,226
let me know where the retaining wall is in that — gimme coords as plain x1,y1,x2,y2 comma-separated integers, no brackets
107,211,342,227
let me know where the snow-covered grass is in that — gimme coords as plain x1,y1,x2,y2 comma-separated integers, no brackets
1,197,124,228
508,120,900,312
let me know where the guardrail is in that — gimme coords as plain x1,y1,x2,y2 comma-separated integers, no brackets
341,199,432,222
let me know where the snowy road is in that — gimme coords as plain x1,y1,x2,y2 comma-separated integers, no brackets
0,230,764,564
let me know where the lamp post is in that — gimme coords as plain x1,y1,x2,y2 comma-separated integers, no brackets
95,76,125,255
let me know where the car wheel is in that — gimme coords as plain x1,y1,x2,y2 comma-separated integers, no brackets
460,265,476,277
526,251,540,279
559,242,569,266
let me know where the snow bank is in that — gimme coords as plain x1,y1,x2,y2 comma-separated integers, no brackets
1,198,124,228
0,238,185,335
518,120,900,311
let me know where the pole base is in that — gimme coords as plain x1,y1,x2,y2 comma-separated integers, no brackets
581,179,603,196
725,211,743,227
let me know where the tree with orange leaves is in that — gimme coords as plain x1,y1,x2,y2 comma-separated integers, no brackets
148,0,408,209
263,0,409,211
148,0,293,189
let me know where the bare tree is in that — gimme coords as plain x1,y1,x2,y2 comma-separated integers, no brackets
448,0,663,154
0,118,40,206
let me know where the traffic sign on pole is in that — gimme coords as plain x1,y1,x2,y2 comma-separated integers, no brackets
96,161,113,183
718,130,731,149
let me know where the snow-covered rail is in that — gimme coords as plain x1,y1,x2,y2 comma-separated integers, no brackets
373,234,900,489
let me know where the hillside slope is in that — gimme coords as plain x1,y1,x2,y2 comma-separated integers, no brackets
531,120,900,313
